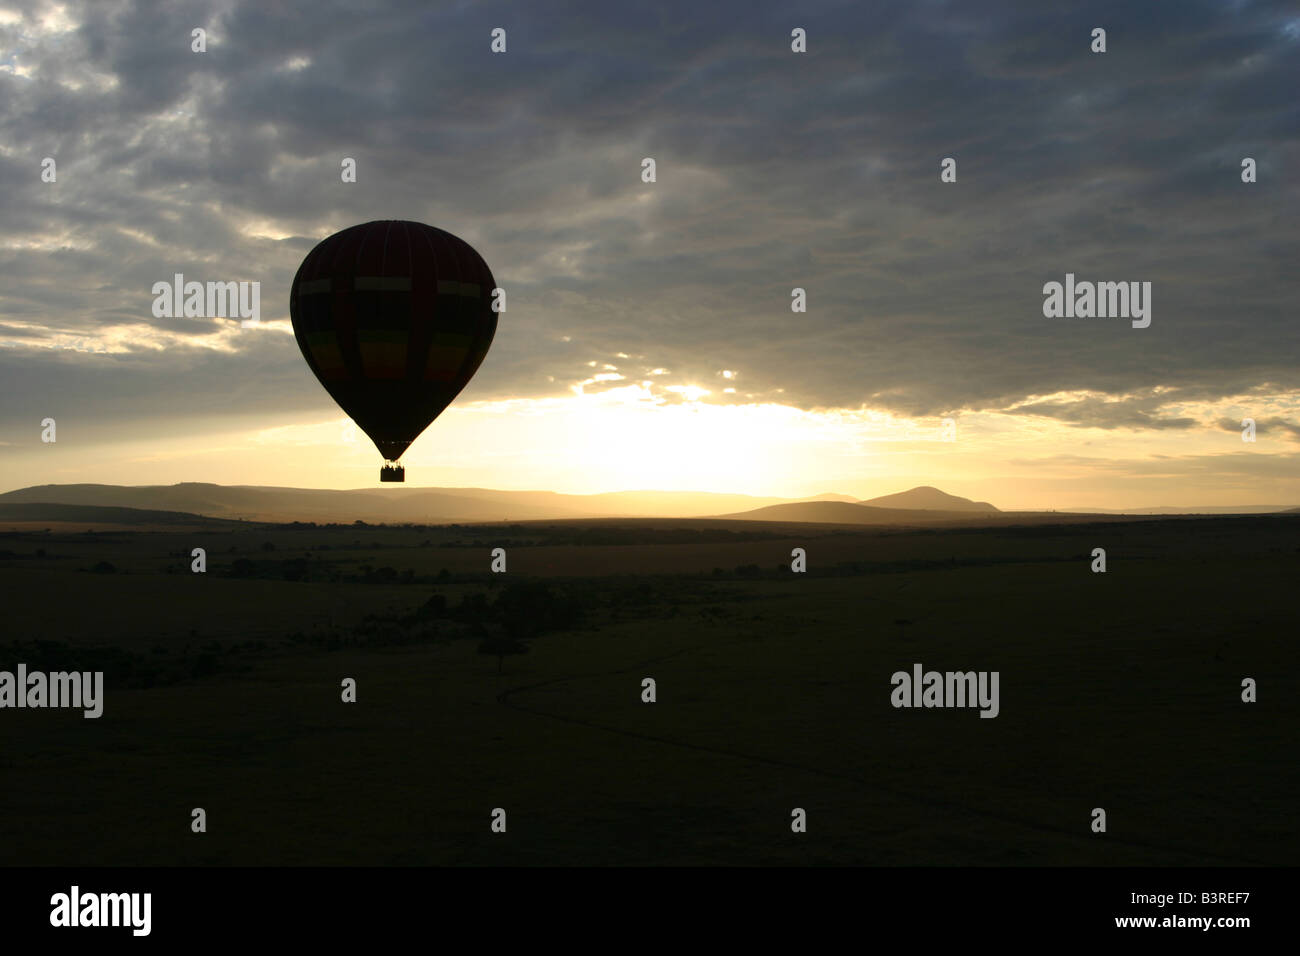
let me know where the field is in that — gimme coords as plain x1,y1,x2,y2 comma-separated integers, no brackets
1,514,1297,865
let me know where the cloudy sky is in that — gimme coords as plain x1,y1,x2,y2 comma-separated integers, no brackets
1,0,1297,508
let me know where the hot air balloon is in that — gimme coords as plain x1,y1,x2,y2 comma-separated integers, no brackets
289,221,498,482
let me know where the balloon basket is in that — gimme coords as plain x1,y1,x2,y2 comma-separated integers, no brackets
380,462,405,483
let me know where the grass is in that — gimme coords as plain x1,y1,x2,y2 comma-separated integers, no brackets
1,515,1296,865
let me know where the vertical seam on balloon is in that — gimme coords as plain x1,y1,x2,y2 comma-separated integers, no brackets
375,219,396,387
326,227,360,385
342,221,376,386
419,225,441,385
454,243,494,393
433,226,484,394
379,219,393,276
393,220,412,384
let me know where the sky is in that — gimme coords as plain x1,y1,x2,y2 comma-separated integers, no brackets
1,0,1297,509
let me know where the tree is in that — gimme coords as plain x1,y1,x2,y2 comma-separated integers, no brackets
478,633,529,674
495,579,580,638
281,557,308,581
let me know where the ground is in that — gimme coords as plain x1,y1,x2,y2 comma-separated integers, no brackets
1,515,1296,865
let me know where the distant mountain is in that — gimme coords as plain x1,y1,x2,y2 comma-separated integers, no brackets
858,486,999,512
6,482,1287,526
0,502,234,526
718,501,994,525
0,483,863,525
561,489,858,515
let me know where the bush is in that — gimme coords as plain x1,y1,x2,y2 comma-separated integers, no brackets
191,654,219,679
495,579,582,638
281,557,308,581
457,592,491,617
478,634,529,673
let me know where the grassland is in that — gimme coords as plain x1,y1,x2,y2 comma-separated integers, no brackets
1,514,1296,865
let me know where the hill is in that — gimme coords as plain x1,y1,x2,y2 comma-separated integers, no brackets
8,482,1291,526
717,500,998,525
858,486,999,512
0,482,859,525
0,502,237,527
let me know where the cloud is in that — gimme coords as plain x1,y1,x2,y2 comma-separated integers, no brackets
1217,414,1300,440
0,0,1297,449
1004,389,1200,430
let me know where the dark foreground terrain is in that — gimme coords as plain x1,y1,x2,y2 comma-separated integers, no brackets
1,512,1296,865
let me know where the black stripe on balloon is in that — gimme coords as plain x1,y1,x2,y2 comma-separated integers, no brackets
408,222,438,383
333,223,373,383
432,226,486,393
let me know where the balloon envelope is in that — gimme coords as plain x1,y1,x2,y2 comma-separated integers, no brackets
289,220,497,465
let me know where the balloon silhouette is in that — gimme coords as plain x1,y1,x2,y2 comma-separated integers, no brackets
289,221,498,482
